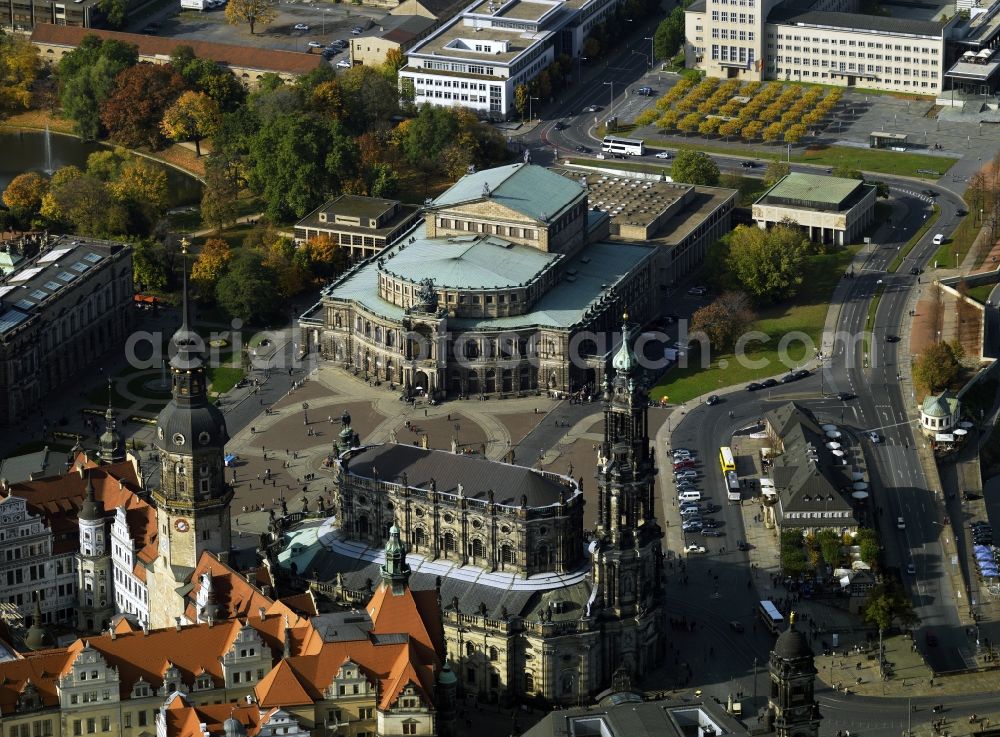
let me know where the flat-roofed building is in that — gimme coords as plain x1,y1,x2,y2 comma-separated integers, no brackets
2,0,98,32
293,195,421,261
399,0,625,119
30,24,325,86
0,234,132,426
576,172,736,288
684,0,954,95
752,172,876,245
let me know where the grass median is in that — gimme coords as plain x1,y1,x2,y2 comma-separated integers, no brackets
889,204,939,273
651,246,860,404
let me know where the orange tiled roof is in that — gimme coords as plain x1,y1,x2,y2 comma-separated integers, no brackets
183,551,277,623
161,693,271,737
366,583,444,665
278,591,318,618
253,659,313,708
2,457,152,557
0,649,74,714
63,620,245,695
29,24,325,77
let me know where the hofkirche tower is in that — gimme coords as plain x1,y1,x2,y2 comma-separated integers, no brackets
147,240,232,628
590,311,667,680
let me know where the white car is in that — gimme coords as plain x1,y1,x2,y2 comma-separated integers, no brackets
293,23,310,30
684,544,707,554
655,151,672,159
867,431,881,443
307,41,323,48
337,58,352,68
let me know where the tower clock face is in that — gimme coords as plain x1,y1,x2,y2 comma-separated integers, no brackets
174,518,190,533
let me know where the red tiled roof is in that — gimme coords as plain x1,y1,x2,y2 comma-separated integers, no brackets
277,591,318,618
254,659,313,708
29,24,325,76
2,458,151,557
0,649,74,714
161,693,271,737
183,551,276,623
366,583,444,666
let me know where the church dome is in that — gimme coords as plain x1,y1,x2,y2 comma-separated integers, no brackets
24,600,54,651
774,613,813,660
611,311,636,374
156,402,228,454
223,716,247,737
437,661,458,686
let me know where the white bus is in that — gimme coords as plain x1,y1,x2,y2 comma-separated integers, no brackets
758,600,784,634
726,470,741,502
601,135,644,156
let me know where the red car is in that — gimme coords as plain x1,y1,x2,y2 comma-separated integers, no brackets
673,459,695,471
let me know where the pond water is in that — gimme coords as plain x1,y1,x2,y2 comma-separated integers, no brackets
0,129,203,207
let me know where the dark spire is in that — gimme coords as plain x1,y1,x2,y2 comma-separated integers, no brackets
80,470,101,521
99,378,124,464
24,594,54,651
380,523,411,594
168,237,208,406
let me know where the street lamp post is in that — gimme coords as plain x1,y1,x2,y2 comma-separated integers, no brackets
302,402,310,425
604,81,615,117
644,36,655,68
529,96,540,121
577,56,587,84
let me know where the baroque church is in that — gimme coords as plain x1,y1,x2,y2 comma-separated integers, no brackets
274,311,667,703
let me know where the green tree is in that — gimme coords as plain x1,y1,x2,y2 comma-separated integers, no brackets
98,0,128,27
832,165,863,180
43,173,129,236
200,157,240,232
0,32,39,119
670,150,720,186
401,104,459,172
247,113,357,220
109,158,169,231
336,66,399,135
224,0,276,34
514,83,530,119
191,237,232,295
914,341,962,394
160,90,222,157
131,238,171,293
863,581,919,633
854,528,880,567
58,38,138,140
726,223,809,304
216,251,280,320
653,7,685,62
763,160,790,187
816,529,842,567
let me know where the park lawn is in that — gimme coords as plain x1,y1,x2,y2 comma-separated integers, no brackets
651,246,859,404
638,134,955,179
208,366,244,396
565,157,670,176
931,211,977,268
796,145,955,178
966,283,995,304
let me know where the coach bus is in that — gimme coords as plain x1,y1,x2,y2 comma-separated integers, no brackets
719,446,736,473
726,470,741,502
758,600,784,634
601,135,645,156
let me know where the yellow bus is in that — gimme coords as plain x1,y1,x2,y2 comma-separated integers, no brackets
719,446,735,473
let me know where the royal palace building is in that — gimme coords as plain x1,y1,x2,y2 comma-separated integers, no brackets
274,313,667,705
298,163,658,399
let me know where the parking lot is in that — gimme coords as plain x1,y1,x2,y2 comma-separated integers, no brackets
134,0,388,56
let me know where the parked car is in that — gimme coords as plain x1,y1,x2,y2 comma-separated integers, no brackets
684,544,707,554
308,40,324,48
637,86,654,96
671,447,693,456
762,378,779,388
337,58,352,68
746,382,763,392
867,431,881,443
293,23,310,30
681,521,703,532
351,25,365,34
681,507,702,518
702,529,725,537
780,373,797,384
706,394,720,405
704,503,722,514
702,518,722,528
793,369,810,379
675,470,698,480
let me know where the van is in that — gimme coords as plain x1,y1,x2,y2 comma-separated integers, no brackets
678,490,702,502
932,233,944,245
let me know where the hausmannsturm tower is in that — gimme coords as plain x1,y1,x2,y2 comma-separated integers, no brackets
590,311,667,680
147,241,232,629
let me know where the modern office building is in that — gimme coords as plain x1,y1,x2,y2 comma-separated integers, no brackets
684,0,954,95
398,0,625,118
752,172,876,245
1,0,99,32
298,163,658,398
0,234,132,426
